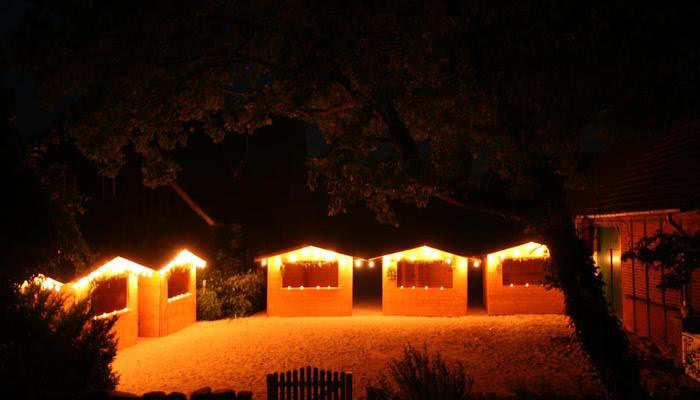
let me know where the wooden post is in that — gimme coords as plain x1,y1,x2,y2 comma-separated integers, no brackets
644,220,652,337
274,372,280,400
293,369,298,400
660,218,668,344
267,374,273,400
286,370,292,400
630,221,637,333
313,368,319,399
339,372,346,400
326,370,332,399
347,374,352,400
319,369,326,399
333,371,339,400
306,366,312,399
299,367,305,400
280,372,286,400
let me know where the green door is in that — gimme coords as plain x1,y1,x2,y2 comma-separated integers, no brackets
596,227,622,317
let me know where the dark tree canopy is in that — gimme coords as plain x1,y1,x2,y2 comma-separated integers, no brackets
12,1,700,398
16,1,700,223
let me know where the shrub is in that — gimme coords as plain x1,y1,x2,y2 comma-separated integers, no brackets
0,280,119,397
197,269,266,320
372,344,473,400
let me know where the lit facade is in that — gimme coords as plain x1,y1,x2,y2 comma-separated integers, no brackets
30,249,205,350
484,242,564,315
256,245,354,316
379,246,471,316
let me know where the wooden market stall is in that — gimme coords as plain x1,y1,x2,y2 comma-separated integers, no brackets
378,246,472,316
34,249,206,349
70,257,155,349
483,241,564,315
256,245,354,316
138,249,206,337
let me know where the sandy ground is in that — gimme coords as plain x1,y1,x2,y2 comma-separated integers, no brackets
114,309,604,398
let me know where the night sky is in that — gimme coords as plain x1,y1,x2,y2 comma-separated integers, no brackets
1,1,523,272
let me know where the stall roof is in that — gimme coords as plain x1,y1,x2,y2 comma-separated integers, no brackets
254,244,359,261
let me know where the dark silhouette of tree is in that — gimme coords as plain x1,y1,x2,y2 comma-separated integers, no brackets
1,88,93,285
13,1,700,398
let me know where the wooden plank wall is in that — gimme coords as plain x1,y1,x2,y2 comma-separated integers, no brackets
581,210,700,352
382,256,468,316
484,247,564,315
266,254,353,317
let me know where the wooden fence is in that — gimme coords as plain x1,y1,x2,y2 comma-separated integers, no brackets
267,367,352,400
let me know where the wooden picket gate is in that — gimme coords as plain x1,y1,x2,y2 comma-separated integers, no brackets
267,366,352,400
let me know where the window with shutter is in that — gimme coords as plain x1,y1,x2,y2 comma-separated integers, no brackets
502,258,547,286
397,261,453,288
168,268,190,298
93,276,127,315
282,261,339,287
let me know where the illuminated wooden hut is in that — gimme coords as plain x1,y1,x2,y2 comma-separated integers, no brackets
484,242,564,315
35,249,206,349
256,245,354,316
71,257,155,349
378,246,472,316
138,249,206,337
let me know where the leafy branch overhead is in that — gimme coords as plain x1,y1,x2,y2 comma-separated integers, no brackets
623,229,700,293
17,1,699,224
14,2,700,398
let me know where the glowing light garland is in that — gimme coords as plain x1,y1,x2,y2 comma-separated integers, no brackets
93,307,129,320
380,246,475,267
487,242,548,265
167,292,192,302
73,257,154,290
487,242,549,289
160,249,207,275
258,246,354,271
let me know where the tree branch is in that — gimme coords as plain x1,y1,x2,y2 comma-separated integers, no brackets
170,182,221,227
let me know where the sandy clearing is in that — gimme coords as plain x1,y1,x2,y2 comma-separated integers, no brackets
113,313,603,398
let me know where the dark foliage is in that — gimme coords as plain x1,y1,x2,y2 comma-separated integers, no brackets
543,225,643,398
623,228,700,303
197,222,266,320
0,281,119,397
372,345,473,400
196,268,266,320
2,100,93,285
13,2,700,398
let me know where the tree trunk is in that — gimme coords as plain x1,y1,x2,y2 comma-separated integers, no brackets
543,222,647,399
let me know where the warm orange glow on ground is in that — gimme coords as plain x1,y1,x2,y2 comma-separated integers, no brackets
112,314,599,398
